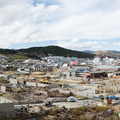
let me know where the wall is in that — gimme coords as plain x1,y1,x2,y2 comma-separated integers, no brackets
9,78,17,84
17,77,24,84
0,86,6,92
0,103,14,112
37,83,48,87
48,83,58,89
26,81,36,86
0,97,15,118
0,96,12,103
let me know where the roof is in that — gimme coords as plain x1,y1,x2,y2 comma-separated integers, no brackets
113,71,120,74
96,65,120,69
90,71,106,74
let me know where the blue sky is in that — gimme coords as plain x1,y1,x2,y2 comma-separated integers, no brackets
33,0,60,6
0,0,120,51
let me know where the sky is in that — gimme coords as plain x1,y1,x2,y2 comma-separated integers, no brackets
0,0,120,51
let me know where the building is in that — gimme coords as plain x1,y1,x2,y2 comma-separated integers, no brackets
96,65,120,71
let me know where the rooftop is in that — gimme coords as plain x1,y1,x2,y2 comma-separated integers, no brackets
0,97,13,103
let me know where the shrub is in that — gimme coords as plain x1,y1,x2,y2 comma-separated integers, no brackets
47,108,61,116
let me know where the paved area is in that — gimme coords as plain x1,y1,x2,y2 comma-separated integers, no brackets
14,99,98,109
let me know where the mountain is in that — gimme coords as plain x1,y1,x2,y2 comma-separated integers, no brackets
94,50,120,58
18,46,95,58
0,48,17,55
83,50,95,53
1,46,120,59
0,46,95,58
107,50,120,54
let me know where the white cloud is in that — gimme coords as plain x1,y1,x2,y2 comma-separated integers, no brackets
57,40,104,51
114,42,120,46
0,0,120,49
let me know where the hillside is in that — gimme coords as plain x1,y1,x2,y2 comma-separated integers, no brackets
0,48,17,55
2,46,120,59
18,46,95,58
94,50,120,58
0,46,95,58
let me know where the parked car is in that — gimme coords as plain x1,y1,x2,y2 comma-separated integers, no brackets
67,96,77,102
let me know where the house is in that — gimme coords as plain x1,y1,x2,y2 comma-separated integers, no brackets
17,67,31,74
0,85,13,92
33,64,53,72
108,71,120,79
62,70,76,79
90,71,107,79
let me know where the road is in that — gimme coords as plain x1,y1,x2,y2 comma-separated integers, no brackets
14,99,98,109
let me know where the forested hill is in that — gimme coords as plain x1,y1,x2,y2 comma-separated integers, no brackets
18,46,94,58
0,46,95,58
0,48,17,55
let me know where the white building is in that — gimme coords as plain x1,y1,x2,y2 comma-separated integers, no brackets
26,81,37,86
93,57,102,65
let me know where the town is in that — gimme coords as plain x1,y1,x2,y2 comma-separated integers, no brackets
0,54,120,120
1,0,120,120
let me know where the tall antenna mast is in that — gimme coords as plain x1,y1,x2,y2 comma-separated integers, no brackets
50,40,52,46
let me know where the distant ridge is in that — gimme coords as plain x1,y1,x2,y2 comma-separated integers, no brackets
0,46,95,58
94,50,120,58
83,50,95,53
82,50,120,58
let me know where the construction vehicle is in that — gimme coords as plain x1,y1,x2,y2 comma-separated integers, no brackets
45,101,52,107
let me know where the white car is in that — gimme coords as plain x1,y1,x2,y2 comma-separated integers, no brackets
67,96,77,102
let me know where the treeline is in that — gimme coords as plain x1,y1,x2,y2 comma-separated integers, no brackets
0,48,17,55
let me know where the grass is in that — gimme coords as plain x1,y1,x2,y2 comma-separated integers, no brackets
9,56,30,59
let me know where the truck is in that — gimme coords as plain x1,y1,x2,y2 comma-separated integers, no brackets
109,96,119,100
